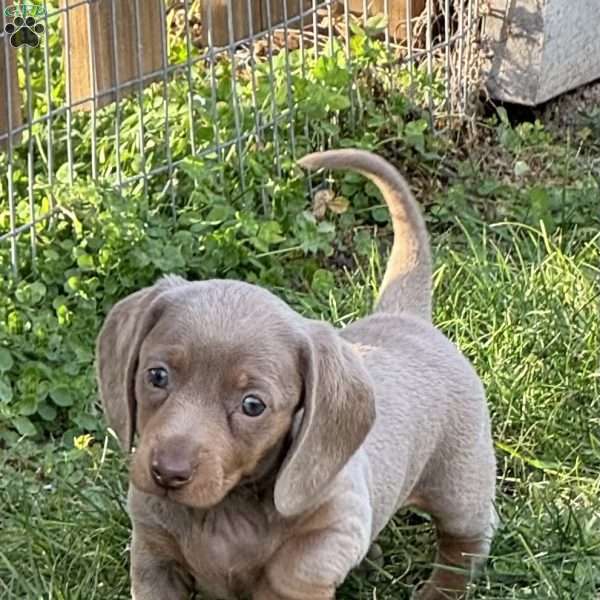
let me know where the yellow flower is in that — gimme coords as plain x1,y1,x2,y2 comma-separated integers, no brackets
74,433,94,450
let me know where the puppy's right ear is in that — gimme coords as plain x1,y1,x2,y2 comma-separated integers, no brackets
95,276,186,451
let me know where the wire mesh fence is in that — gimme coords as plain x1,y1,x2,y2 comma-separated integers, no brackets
1,0,483,278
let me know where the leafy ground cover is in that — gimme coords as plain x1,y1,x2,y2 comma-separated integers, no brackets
1,16,599,600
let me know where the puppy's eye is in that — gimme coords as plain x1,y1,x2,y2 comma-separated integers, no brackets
241,395,266,417
147,367,169,389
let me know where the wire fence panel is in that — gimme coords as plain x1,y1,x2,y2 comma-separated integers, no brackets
0,0,483,277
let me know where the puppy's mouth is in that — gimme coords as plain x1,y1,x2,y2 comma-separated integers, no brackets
131,467,240,510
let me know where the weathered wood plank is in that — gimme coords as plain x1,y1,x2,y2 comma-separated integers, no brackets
0,1,23,149
61,0,165,112
484,0,600,105
347,0,426,41
202,0,312,47
267,0,312,29
202,0,263,46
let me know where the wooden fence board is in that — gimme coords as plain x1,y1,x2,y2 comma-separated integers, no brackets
61,0,165,112
0,1,23,149
202,0,311,47
347,0,426,41
202,0,262,46
267,0,312,29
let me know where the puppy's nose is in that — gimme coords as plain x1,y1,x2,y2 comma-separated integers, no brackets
150,451,194,489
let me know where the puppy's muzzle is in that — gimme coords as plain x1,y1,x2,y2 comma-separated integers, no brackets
150,446,195,489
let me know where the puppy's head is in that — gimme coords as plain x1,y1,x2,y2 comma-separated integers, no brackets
96,276,375,516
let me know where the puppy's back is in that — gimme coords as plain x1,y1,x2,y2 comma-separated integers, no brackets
343,311,488,537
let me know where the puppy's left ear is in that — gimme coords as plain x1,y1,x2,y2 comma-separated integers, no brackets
96,276,186,451
274,321,376,517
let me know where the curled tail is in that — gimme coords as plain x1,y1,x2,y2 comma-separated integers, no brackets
298,149,432,320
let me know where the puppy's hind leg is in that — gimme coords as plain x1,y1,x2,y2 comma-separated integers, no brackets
412,445,497,599
412,527,493,600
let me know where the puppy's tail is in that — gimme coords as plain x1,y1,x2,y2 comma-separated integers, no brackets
298,149,432,320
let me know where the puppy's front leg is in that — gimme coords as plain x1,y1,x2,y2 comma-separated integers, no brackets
254,577,333,600
253,527,368,600
130,525,194,600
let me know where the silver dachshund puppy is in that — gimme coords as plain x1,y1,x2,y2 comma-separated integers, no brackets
97,149,496,600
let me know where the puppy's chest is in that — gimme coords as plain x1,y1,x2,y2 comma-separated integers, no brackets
177,503,283,598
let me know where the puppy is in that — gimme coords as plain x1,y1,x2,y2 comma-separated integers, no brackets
96,149,496,600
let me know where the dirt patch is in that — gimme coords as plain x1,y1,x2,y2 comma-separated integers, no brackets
540,78,600,136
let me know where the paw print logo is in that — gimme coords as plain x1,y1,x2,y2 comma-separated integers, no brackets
4,15,45,48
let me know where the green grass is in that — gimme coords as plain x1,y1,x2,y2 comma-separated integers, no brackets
2,206,599,598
